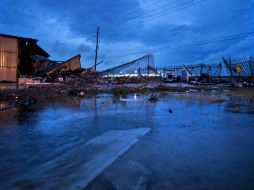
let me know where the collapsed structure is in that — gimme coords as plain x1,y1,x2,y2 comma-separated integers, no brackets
1,33,253,85
158,58,254,83
0,34,81,83
102,54,159,78
102,55,254,84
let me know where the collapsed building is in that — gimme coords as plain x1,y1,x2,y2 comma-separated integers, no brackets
102,54,159,78
101,53,254,84
0,34,81,83
1,33,253,86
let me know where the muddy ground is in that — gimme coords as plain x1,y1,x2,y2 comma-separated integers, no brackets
0,81,253,112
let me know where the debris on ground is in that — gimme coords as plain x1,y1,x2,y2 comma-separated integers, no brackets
0,54,254,110
149,93,159,102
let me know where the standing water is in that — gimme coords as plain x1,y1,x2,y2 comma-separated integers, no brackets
0,92,254,190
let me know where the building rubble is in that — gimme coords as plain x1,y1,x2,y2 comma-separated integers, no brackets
1,34,254,112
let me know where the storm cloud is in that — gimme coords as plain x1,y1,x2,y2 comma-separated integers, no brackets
0,0,253,70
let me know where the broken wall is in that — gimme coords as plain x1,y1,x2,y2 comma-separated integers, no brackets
61,54,81,71
46,54,81,75
18,41,50,76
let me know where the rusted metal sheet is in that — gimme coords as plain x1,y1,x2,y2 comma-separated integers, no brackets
32,57,63,76
0,36,18,82
47,54,81,75
62,54,81,71
0,51,18,68
0,68,17,82
0,36,18,52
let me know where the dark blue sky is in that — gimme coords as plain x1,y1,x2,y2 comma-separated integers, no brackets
1,0,253,70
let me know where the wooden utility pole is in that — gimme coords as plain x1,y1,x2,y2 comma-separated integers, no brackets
147,56,150,79
94,26,99,71
219,62,222,82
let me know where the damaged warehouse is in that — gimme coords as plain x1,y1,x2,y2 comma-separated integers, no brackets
102,54,160,78
0,34,81,83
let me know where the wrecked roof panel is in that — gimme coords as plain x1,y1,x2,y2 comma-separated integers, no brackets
28,42,50,58
46,54,81,75
32,54,81,77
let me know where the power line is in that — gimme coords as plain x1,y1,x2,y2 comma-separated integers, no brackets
63,1,205,38
105,1,191,29
103,0,187,28
84,35,96,42
69,0,167,34
103,32,254,59
102,0,207,36
94,27,100,70
99,0,206,42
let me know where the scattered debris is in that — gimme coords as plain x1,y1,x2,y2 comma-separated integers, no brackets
1,34,254,108
149,93,159,102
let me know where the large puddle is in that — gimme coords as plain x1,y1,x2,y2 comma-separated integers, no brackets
0,92,254,190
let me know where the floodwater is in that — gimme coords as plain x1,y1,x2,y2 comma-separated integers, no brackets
0,92,254,190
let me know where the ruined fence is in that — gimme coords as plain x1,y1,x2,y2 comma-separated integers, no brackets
183,63,222,77
101,55,254,83
151,57,254,80
223,57,254,82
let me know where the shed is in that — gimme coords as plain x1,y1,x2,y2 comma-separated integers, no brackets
0,34,49,82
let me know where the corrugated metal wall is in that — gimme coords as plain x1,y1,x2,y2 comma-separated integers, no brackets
63,54,81,71
0,36,18,82
45,54,81,75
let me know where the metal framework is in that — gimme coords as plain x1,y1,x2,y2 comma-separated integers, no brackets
223,57,254,82
101,54,254,84
102,54,155,76
183,63,222,78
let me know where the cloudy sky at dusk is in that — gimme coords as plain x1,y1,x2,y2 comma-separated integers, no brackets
1,0,253,70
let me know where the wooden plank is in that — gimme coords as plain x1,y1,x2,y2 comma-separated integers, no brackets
88,160,152,190
18,128,151,190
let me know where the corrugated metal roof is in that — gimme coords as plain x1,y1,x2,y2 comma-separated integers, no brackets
0,34,37,41
0,34,50,57
27,42,50,58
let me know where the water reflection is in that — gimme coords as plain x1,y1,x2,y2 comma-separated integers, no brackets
0,101,9,110
0,93,254,190
225,96,254,114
